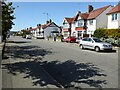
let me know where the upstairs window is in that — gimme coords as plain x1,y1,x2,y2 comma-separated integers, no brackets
112,13,118,21
89,20,93,25
78,20,83,27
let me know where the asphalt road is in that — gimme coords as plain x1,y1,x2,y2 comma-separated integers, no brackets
2,36,119,89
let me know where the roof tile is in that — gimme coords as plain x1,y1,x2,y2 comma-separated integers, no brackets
107,3,120,14
87,5,111,19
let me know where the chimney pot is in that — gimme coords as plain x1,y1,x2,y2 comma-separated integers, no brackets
88,5,93,13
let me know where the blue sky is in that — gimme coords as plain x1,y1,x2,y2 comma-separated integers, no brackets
11,2,118,31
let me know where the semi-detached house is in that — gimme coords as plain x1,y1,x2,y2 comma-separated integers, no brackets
30,20,61,39
87,5,113,36
62,5,113,38
107,3,120,29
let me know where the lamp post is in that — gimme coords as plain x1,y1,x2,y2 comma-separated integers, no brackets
43,12,49,21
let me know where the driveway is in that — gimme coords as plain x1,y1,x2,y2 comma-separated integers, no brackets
2,36,119,89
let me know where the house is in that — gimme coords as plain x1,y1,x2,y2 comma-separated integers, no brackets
71,11,89,38
62,17,74,38
30,27,37,38
62,5,113,38
42,20,61,39
107,2,120,29
87,5,113,37
31,20,61,39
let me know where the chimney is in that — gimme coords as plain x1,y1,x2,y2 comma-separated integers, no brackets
46,20,49,24
49,19,52,23
76,11,81,15
38,24,41,26
88,5,93,13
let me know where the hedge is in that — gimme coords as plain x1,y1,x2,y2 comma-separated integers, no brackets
93,28,120,39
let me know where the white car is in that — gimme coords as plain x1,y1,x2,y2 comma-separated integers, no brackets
76,37,82,44
79,37,112,52
26,35,32,39
36,35,44,39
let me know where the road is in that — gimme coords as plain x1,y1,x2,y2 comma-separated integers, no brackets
1,36,119,89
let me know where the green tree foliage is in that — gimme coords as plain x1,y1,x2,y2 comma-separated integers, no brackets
2,1,15,41
20,29,31,37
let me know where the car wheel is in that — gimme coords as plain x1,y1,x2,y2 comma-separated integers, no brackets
95,46,100,52
80,44,84,49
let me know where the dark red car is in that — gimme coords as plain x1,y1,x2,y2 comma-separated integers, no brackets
65,36,76,43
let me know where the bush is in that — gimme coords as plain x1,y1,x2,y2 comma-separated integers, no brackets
56,36,62,39
93,28,106,38
93,28,120,39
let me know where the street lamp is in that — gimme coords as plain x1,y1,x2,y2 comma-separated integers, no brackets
43,12,49,21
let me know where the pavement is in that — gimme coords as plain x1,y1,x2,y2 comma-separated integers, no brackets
0,42,4,90
1,36,119,89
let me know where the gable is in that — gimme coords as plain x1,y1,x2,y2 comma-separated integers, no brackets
43,22,60,29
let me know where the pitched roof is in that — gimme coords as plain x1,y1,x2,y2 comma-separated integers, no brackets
87,5,111,19
42,22,60,29
107,3,120,14
73,12,89,21
32,28,37,31
42,23,50,29
65,17,74,23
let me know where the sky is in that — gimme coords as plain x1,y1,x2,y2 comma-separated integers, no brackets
11,2,118,31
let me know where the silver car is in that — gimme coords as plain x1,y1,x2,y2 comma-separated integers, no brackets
79,37,112,52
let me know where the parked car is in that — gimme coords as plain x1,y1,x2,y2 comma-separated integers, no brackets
65,36,76,43
26,35,32,39
36,35,44,39
79,37,112,52
76,37,82,44
22,35,26,38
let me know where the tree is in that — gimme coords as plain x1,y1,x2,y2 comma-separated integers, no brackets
2,1,15,41
1,1,15,58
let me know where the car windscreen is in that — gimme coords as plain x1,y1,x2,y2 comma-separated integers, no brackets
93,38,102,42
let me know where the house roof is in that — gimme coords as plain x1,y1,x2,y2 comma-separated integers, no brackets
107,3,120,14
32,28,37,31
42,23,50,29
87,5,111,19
42,22,60,29
37,25,41,29
65,17,74,23
73,12,89,21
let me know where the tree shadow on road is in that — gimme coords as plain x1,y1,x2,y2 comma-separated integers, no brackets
6,40,31,44
2,60,107,89
4,45,53,60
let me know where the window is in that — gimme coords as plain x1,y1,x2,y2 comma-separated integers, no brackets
89,20,93,25
112,13,118,21
82,38,87,41
78,20,83,27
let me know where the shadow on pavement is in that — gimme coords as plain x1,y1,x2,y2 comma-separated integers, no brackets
4,45,53,60
82,48,116,53
6,41,31,44
2,60,107,88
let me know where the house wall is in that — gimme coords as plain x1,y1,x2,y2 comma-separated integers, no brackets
87,19,96,35
71,16,84,37
44,23,61,38
63,20,70,28
36,28,44,37
118,13,120,28
71,22,76,36
107,13,119,29
96,6,113,29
